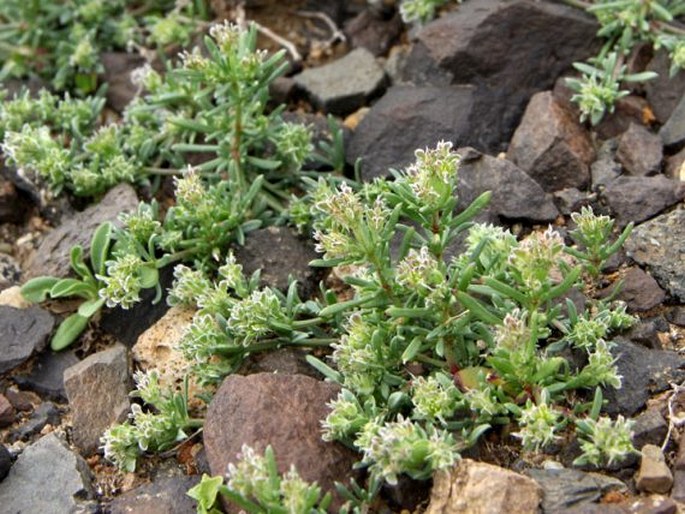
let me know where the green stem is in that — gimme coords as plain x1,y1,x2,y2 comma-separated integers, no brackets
415,353,448,369
291,317,324,329
144,167,184,176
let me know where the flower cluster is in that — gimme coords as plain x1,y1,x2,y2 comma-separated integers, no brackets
574,415,637,467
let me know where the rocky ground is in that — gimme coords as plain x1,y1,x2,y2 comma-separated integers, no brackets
1,0,685,513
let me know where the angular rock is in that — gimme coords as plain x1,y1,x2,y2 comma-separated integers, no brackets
13,349,79,401
645,50,685,125
25,183,139,279
346,85,475,181
4,388,37,412
401,0,598,152
526,467,627,513
598,267,666,313
203,373,358,511
108,475,200,514
507,91,594,192
595,95,652,141
616,124,663,177
100,52,146,113
632,409,669,450
9,401,60,442
660,94,685,148
344,8,402,57
294,48,386,115
426,460,541,514
456,148,559,222
591,157,622,188
0,393,14,427
232,226,322,298
636,444,673,494
603,338,685,416
554,188,589,216
601,176,685,227
63,344,131,454
625,208,685,302
0,305,54,374
0,433,93,512
0,444,10,481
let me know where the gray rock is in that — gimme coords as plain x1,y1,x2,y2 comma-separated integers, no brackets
25,183,139,279
666,307,685,327
0,444,10,481
616,124,663,177
665,146,685,180
13,349,79,401
203,373,359,512
232,226,322,298
632,409,669,450
645,50,685,125
507,91,594,192
601,176,685,227
100,52,146,113
294,48,386,115
554,188,589,216
64,344,131,454
456,148,559,222
426,460,541,514
526,467,627,513
0,433,93,512
344,8,402,57
9,401,60,442
0,305,54,374
108,475,201,514
598,267,666,313
346,85,476,181
660,93,685,148
603,338,685,417
672,469,685,503
636,444,673,494
401,0,599,153
625,208,685,302
591,157,622,188
0,393,15,427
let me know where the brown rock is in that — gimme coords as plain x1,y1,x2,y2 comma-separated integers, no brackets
4,388,38,411
636,444,673,494
671,469,685,502
203,373,358,511
602,176,685,227
596,95,652,140
344,8,403,57
616,123,663,176
108,475,200,514
665,147,685,181
426,460,542,514
599,267,666,312
63,344,131,454
645,50,685,125
0,177,29,224
507,91,595,192
0,393,15,427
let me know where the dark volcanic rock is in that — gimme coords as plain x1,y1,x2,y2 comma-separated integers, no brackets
100,52,146,113
0,305,54,374
401,0,598,152
632,409,669,451
603,338,685,416
13,349,79,401
507,91,594,192
598,267,666,313
601,176,685,227
0,393,14,427
10,401,60,441
0,444,11,481
456,148,559,222
347,85,475,181
660,93,685,148
0,177,29,224
25,183,139,279
625,208,685,302
616,123,663,176
344,8,403,57
645,50,685,125
203,373,358,512
108,475,201,514
595,95,652,141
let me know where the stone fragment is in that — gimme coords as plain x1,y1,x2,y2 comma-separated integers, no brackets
63,344,131,454
598,267,666,313
645,50,685,125
100,52,146,113
232,226,322,298
665,146,685,181
13,349,79,400
456,148,559,222
4,388,37,411
603,338,685,416
344,8,402,57
596,95,652,141
616,124,663,176
660,94,685,148
636,444,673,494
0,285,31,308
672,470,685,502
346,85,475,181
0,433,93,512
526,467,627,513
0,305,54,374
0,393,15,427
0,176,29,224
0,444,11,481
601,176,685,227
625,208,685,302
294,48,385,115
554,188,589,216
108,475,200,514
666,307,685,327
25,183,139,279
425,460,541,514
401,0,598,152
632,409,669,450
591,157,622,188
507,91,594,192
203,373,358,511
9,401,60,441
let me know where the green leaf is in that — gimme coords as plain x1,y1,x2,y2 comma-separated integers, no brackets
305,355,342,383
90,222,113,275
51,313,90,351
50,278,96,300
21,277,60,303
70,245,93,281
401,337,423,363
139,266,159,289
456,291,501,325
246,156,281,170
78,297,105,318
187,474,226,514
